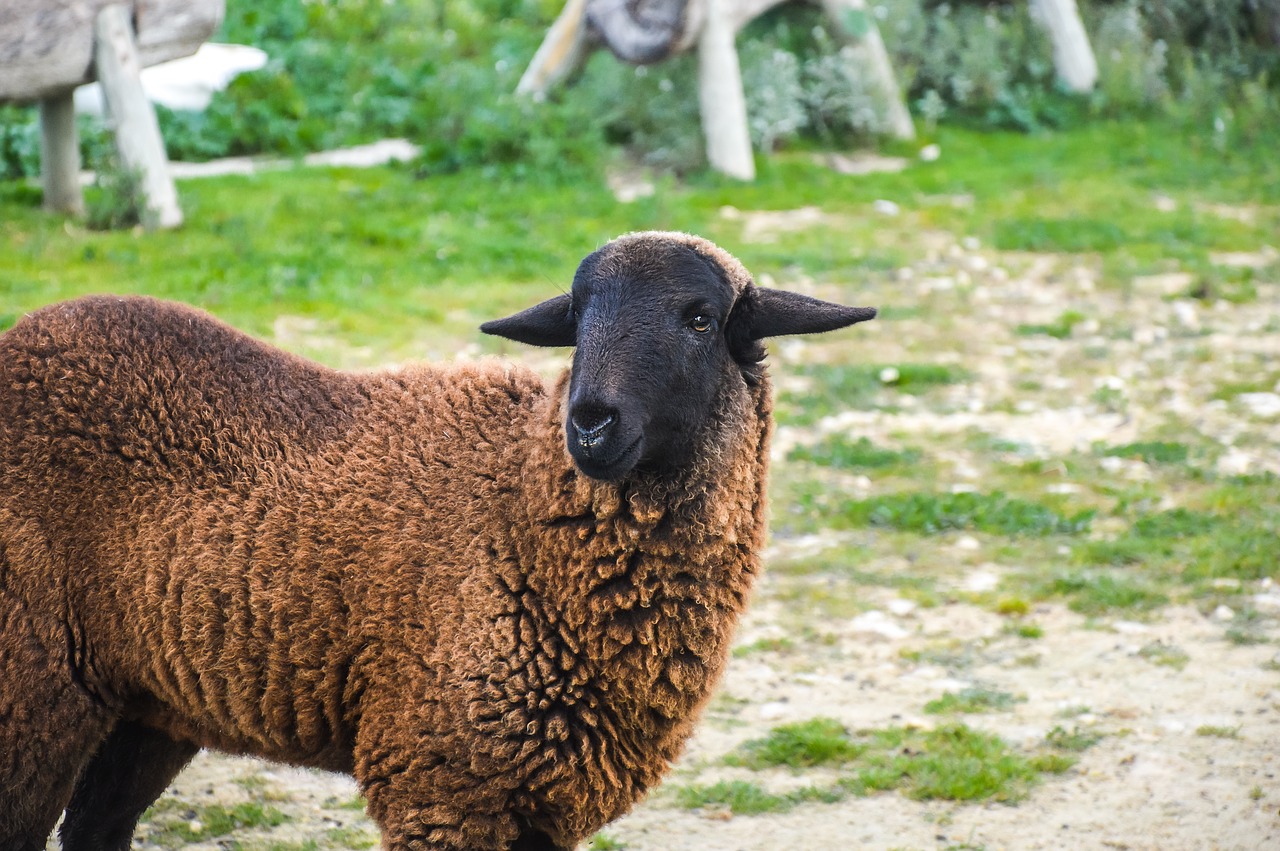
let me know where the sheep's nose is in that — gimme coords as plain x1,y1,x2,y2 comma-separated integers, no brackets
570,407,617,450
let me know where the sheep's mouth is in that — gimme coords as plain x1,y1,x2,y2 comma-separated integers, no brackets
570,434,643,482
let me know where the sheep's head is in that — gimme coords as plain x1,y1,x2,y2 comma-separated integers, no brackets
482,232,876,482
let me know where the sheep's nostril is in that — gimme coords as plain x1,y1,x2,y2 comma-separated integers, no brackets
570,410,616,448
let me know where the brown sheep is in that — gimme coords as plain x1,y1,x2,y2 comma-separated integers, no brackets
0,231,875,851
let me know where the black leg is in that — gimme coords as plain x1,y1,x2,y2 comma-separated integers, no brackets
59,720,199,851
511,827,571,851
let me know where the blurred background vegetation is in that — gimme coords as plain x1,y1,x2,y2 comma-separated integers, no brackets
1,0,1277,181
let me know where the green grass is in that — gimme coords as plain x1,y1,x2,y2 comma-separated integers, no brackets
924,687,1024,715
141,802,289,848
1101,441,1192,466
788,436,923,470
1044,725,1102,752
1045,572,1169,616
691,718,1080,812
778,363,969,424
1195,725,1241,739
1137,641,1191,670
1016,309,1086,339
815,491,1094,537
726,718,866,769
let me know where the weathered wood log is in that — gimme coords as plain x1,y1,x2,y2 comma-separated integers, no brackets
94,4,183,229
517,0,592,96
0,0,224,102
820,0,915,140
698,0,754,180
38,93,85,215
1030,0,1098,93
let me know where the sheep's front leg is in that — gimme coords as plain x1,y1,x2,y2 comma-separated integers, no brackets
357,755,524,850
354,689,524,851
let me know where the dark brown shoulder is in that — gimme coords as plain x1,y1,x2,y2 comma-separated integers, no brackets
0,295,366,478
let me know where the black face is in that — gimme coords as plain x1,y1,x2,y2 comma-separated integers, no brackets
561,242,738,480
481,233,877,482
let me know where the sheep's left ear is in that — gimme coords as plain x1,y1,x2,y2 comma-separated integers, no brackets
481,294,576,347
740,287,877,339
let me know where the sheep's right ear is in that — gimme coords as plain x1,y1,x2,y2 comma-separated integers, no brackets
481,294,576,347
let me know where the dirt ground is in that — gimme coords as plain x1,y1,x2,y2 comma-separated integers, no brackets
69,217,1280,851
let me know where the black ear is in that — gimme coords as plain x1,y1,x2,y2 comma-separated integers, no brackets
747,288,877,339
480,294,576,347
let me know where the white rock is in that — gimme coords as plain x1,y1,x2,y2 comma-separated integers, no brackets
1172,300,1200,329
1210,604,1235,622
759,701,789,720
873,199,901,216
919,143,941,161
886,598,918,617
1252,593,1280,611
954,535,981,552
962,569,1000,592
1113,621,1150,634
1238,392,1280,418
849,610,909,641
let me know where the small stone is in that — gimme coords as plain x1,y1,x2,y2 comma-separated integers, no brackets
1238,392,1280,418
873,199,901,216
1211,604,1235,622
879,366,900,384
886,598,918,617
849,610,910,641
759,701,789,720
954,535,981,551
919,143,941,161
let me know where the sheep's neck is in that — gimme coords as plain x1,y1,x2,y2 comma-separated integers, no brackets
514,369,772,742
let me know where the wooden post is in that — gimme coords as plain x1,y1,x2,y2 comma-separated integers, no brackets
819,0,915,140
1030,0,1098,93
698,0,754,180
38,91,84,215
517,0,590,96
93,4,183,229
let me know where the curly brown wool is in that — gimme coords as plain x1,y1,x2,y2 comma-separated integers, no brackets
0,233,874,851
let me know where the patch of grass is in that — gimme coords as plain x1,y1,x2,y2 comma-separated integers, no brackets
1046,572,1169,616
822,491,1093,537
1016,309,1085,339
727,718,865,769
1137,641,1190,670
715,720,1062,807
1195,724,1241,738
731,636,796,658
1044,725,1102,752
143,802,289,848
788,435,922,470
673,780,798,814
1101,441,1191,465
924,687,1023,715
588,834,627,851
779,363,968,423
994,597,1030,616
1002,621,1044,639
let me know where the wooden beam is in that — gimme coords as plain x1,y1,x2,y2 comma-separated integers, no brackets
94,4,182,229
698,0,754,179
1030,0,1098,93
38,92,85,216
819,0,915,140
517,0,591,96
0,0,224,102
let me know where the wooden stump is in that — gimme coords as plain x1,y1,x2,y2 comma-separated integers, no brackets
698,0,755,180
1031,0,1098,93
820,0,915,140
38,93,85,215
94,4,183,229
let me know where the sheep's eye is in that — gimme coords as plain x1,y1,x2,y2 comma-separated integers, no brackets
688,315,714,333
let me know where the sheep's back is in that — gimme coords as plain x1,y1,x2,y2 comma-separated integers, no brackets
0,295,549,766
